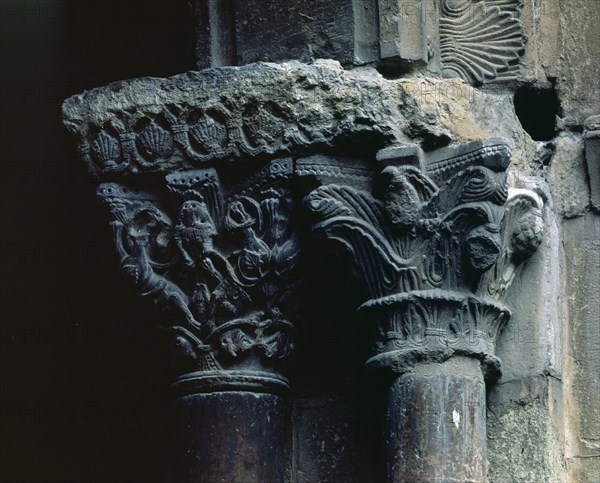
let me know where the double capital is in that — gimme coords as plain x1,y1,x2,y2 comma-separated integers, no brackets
63,62,544,392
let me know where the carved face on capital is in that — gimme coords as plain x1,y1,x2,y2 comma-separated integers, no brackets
226,201,255,230
466,225,502,271
126,208,169,250
177,200,217,240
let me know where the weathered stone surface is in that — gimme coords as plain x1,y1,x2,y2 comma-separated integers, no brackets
0,0,593,479
62,60,536,179
585,115,600,132
384,357,487,482
549,0,600,124
487,376,567,483
304,131,545,481
378,0,429,66
61,55,555,482
562,214,600,482
96,161,301,393
188,0,527,85
191,0,380,68
487,172,567,481
584,127,600,213
495,174,561,382
291,396,379,483
306,139,545,381
190,0,236,68
234,0,375,67
549,132,590,218
57,2,600,481
522,0,600,123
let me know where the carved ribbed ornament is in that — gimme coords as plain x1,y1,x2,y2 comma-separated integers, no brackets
439,0,526,85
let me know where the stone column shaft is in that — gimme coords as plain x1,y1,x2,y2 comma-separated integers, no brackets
306,140,545,482
384,357,486,482
62,54,545,481
169,392,286,483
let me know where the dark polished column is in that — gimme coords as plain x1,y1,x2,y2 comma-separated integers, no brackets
384,357,486,482
170,392,287,483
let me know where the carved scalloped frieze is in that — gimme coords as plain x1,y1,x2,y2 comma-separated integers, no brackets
97,161,301,393
61,62,397,178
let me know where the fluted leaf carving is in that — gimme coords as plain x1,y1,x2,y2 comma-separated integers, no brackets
440,0,526,85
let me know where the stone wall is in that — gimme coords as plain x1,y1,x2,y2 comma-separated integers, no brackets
528,2,600,480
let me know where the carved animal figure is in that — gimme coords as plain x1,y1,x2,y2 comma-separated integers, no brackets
174,199,251,331
121,239,199,329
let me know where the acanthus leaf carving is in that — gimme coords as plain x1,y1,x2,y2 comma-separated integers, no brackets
306,184,404,299
306,138,544,380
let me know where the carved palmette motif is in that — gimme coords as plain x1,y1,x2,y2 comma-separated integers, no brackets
439,0,526,85
137,121,174,160
90,131,122,170
70,97,309,177
97,161,300,391
306,138,543,378
188,112,228,154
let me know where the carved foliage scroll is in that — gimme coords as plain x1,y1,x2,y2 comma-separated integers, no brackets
97,161,300,390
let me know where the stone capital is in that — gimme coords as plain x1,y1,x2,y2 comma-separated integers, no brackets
96,161,301,395
305,138,545,380
62,60,545,387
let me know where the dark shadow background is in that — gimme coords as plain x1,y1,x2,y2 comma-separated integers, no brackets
0,1,195,481
0,2,384,481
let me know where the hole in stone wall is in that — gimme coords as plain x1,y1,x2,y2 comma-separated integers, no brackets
376,61,415,80
514,84,560,141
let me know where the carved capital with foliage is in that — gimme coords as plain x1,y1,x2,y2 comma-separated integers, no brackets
305,139,544,379
97,160,301,394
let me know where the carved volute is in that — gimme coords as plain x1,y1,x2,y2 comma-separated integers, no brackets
306,138,544,380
